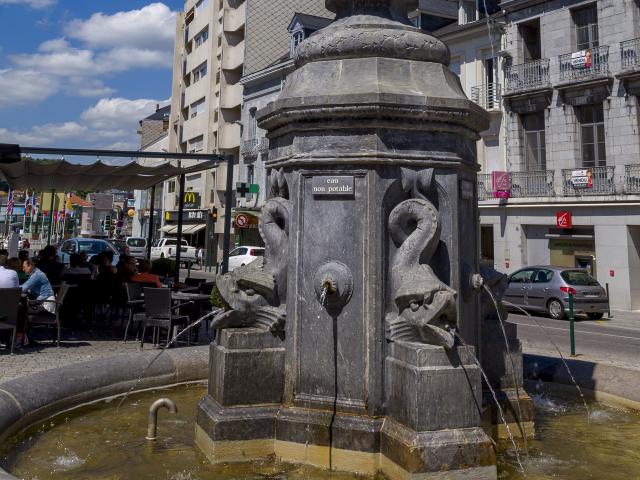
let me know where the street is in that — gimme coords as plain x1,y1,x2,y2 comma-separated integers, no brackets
508,311,640,369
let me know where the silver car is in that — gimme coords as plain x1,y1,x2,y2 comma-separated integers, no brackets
504,266,609,320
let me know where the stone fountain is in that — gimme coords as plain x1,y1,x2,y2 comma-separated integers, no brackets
196,1,529,478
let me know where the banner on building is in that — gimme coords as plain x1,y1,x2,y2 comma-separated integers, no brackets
571,49,592,68
492,171,511,198
570,169,593,189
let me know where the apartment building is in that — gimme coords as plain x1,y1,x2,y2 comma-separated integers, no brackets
238,0,331,245
167,0,246,256
133,105,170,239
476,0,640,310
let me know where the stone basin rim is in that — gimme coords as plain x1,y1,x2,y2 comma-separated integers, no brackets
2,352,640,479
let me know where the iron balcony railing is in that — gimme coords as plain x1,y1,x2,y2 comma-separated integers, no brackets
621,38,640,71
625,165,640,193
478,174,492,201
257,137,269,153
558,45,609,82
509,171,555,197
504,59,551,94
471,83,501,110
240,138,258,157
561,166,616,196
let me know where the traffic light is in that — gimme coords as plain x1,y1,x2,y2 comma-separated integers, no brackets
105,215,112,230
209,207,218,223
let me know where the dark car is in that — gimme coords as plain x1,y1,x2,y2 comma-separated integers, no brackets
504,266,609,320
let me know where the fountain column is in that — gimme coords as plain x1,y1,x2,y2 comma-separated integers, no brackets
197,1,501,478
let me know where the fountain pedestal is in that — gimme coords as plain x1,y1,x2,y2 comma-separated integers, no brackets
196,1,512,477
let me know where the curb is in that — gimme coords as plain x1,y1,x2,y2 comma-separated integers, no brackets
523,353,640,408
0,346,209,479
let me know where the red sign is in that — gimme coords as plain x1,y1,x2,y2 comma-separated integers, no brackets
556,211,572,229
492,171,511,199
235,214,249,229
610,270,615,277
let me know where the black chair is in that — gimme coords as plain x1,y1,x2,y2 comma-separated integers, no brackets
184,278,205,288
123,282,145,342
140,288,190,349
27,284,70,347
0,288,22,354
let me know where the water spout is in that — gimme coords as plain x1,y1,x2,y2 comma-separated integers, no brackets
146,398,178,441
503,301,590,421
483,284,529,448
453,332,527,477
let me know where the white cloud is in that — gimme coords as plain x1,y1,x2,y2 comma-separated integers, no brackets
11,47,97,76
0,96,168,149
38,37,70,52
0,0,56,9
65,3,176,51
65,78,115,98
0,122,86,146
0,69,59,107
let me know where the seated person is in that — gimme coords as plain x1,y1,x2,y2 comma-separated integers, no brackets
22,259,56,314
0,254,19,288
37,245,64,286
62,253,92,278
131,260,162,288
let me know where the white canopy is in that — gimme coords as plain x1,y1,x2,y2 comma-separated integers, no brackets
0,157,217,191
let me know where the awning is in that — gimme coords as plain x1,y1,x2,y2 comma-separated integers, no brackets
160,223,206,235
0,158,218,191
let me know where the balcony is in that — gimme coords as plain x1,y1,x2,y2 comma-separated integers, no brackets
471,83,501,111
561,166,615,196
504,59,550,94
224,3,246,32
258,137,269,153
621,38,640,71
241,138,259,158
509,171,555,197
478,174,492,201
625,165,640,194
558,45,609,83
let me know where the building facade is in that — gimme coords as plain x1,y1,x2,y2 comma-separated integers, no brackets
479,0,640,310
167,0,246,257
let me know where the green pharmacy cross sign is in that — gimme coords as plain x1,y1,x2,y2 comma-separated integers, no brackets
236,182,259,198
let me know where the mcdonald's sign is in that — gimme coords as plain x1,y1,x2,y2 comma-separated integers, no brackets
183,191,201,209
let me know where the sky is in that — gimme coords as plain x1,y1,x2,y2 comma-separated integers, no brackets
0,0,183,153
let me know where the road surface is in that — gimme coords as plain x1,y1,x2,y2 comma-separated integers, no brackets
508,311,640,369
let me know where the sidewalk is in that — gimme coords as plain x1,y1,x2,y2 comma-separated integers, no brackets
0,325,211,385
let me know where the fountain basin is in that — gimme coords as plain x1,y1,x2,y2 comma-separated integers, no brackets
2,381,640,479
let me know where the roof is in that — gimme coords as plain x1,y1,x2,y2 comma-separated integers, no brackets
142,104,171,122
244,0,333,76
0,158,218,191
288,12,333,32
68,193,91,207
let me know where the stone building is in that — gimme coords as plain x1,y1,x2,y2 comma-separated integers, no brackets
477,0,640,311
238,1,331,245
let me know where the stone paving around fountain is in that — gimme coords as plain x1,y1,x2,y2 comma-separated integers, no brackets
0,327,210,384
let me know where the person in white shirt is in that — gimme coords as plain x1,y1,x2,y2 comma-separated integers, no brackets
0,254,19,288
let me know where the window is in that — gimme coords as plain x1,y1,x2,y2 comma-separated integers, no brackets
194,27,209,47
186,173,201,182
247,164,254,185
248,108,257,140
195,0,208,16
509,269,535,283
460,0,476,24
190,97,206,118
291,29,304,57
577,104,606,168
168,180,176,193
533,269,554,283
574,4,598,51
519,19,541,61
192,62,207,83
522,112,546,171
230,247,248,257
188,135,204,153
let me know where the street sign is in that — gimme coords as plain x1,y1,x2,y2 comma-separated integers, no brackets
236,183,259,198
235,213,249,229
556,211,572,229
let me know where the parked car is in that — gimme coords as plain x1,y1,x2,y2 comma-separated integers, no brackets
126,237,148,258
504,266,609,320
150,238,196,266
59,238,120,266
109,239,128,255
228,246,265,271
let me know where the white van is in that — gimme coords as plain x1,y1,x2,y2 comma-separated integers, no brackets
126,237,148,258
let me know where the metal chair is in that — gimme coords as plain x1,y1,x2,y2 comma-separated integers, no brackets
0,288,22,354
27,284,70,347
140,288,191,349
123,282,145,342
